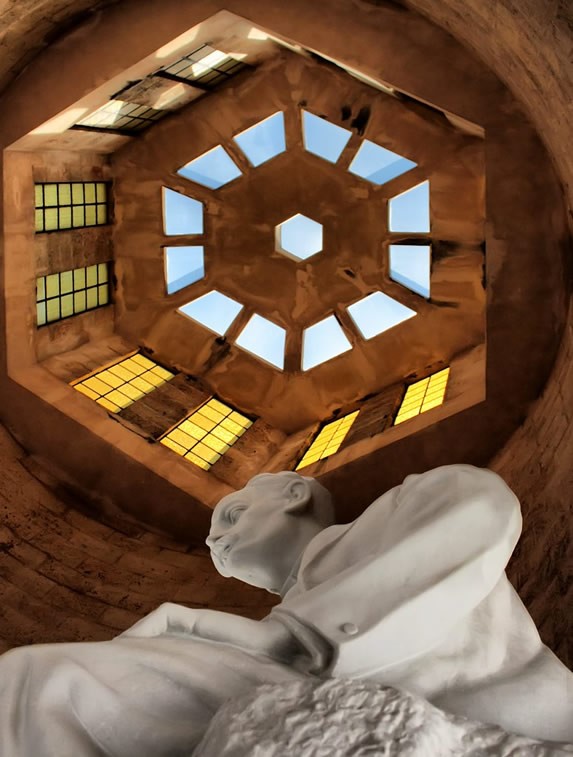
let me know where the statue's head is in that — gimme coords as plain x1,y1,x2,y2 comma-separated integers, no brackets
206,472,334,595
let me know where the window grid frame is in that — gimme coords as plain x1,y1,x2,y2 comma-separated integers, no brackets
159,44,248,89
34,181,110,233
75,100,165,134
159,398,253,470
296,411,360,470
394,367,450,426
71,352,175,413
36,262,112,327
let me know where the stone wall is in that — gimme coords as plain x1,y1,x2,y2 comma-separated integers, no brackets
402,0,573,671
0,423,275,650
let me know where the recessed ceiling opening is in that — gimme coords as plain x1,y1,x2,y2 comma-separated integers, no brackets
233,111,286,167
388,181,430,233
235,314,286,369
348,140,417,185
178,290,243,335
177,145,242,189
302,315,352,370
302,110,352,163
162,188,203,235
389,244,431,298
164,246,205,294
276,213,323,261
347,291,417,339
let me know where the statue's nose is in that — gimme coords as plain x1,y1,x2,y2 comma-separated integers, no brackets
206,532,224,548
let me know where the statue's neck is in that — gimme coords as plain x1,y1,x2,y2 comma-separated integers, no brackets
278,532,317,598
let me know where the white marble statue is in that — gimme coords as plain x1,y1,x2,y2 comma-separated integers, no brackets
0,464,572,756
195,679,573,756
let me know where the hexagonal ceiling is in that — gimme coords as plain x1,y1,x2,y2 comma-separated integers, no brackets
112,48,485,432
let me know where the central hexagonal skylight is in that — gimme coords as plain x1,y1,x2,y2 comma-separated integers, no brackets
276,214,323,261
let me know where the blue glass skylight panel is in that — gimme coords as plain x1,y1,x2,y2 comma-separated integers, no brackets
178,290,242,335
389,182,430,232
302,111,352,164
164,246,205,294
347,291,416,339
278,214,323,260
177,146,242,189
348,140,416,185
235,314,286,369
302,315,352,371
233,112,286,167
163,188,203,235
389,244,431,298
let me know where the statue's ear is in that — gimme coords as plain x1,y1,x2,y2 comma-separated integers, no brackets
283,478,312,514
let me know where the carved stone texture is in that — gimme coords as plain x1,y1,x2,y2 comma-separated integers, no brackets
195,679,572,757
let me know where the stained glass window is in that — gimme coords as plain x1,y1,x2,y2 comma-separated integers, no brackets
394,368,450,425
35,182,108,232
72,353,174,413
160,398,252,469
296,411,359,470
36,263,110,326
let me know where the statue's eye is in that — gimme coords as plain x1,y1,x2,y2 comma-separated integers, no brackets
228,506,246,525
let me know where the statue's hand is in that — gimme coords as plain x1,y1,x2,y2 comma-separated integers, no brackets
118,604,315,670
118,602,202,639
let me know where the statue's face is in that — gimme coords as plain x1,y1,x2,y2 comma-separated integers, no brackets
206,476,312,594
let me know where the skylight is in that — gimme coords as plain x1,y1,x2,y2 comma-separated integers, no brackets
177,145,242,189
394,368,450,425
160,398,252,470
348,140,416,185
296,411,359,469
37,263,110,326
233,112,286,167
72,353,174,413
76,100,164,132
347,291,416,339
302,111,352,164
35,182,108,232
302,315,352,370
276,214,323,261
160,45,246,88
164,247,205,294
389,245,431,298
178,290,243,335
388,182,430,232
235,314,286,369
162,188,203,235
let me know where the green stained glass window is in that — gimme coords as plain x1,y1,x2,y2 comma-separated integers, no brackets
36,262,112,327
34,182,109,233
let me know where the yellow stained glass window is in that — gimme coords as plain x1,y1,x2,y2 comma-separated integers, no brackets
160,399,252,470
36,262,111,327
296,411,359,470
71,353,175,413
394,368,450,426
34,182,109,233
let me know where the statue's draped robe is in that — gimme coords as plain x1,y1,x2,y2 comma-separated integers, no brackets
0,465,572,756
0,633,304,756
274,465,573,741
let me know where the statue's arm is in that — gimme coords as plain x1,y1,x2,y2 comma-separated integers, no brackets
272,465,522,676
118,601,325,670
